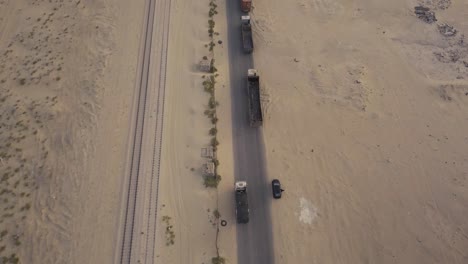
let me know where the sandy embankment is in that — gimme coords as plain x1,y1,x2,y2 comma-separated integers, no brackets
154,0,237,262
0,0,146,263
251,0,468,263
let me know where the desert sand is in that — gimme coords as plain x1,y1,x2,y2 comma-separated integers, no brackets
1,0,467,263
0,0,145,263
0,0,234,263
251,0,468,263
154,0,237,262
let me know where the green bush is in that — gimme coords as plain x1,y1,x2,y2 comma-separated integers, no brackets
204,174,221,188
204,109,215,118
211,137,219,147
209,9,215,17
203,80,214,93
213,209,221,219
212,256,225,264
209,41,215,51
208,97,217,109
208,20,215,28
209,127,217,135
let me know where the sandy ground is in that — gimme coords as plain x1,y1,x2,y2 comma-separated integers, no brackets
0,0,236,262
155,0,237,263
0,0,145,263
250,0,468,263
4,0,466,263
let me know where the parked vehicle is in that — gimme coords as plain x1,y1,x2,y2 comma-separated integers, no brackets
271,179,284,199
235,181,249,223
247,69,263,127
241,16,253,53
240,0,252,12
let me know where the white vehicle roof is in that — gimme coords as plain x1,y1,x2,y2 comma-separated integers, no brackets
248,69,257,77
241,15,250,21
235,181,247,190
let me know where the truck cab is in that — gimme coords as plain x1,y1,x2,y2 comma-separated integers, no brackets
241,16,253,53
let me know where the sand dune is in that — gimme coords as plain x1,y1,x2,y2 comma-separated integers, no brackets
252,0,468,263
0,0,142,263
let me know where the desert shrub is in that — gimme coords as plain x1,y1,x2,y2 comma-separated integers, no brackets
209,127,217,135
203,80,214,93
209,9,215,17
208,20,215,28
212,257,225,264
209,41,215,51
208,97,217,109
210,137,219,147
204,174,221,188
213,209,221,219
204,109,215,118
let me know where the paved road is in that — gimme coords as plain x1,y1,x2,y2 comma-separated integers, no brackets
225,1,275,264
117,0,171,263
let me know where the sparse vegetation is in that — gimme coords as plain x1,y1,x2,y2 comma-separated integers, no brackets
202,0,221,185
12,235,21,246
162,216,175,246
210,137,219,148
211,65,218,73
202,1,227,263
204,109,215,118
209,127,217,135
208,96,217,109
213,209,220,219
0,2,78,262
212,256,226,264
208,20,215,28
209,41,215,51
203,174,221,188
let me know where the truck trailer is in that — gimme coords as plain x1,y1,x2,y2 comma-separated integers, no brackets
247,69,263,127
235,181,249,224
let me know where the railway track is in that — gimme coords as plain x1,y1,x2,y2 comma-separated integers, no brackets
118,0,171,263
